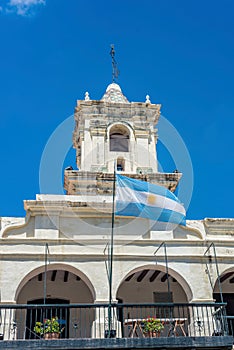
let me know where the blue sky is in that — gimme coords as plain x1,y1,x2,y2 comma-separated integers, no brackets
0,0,233,219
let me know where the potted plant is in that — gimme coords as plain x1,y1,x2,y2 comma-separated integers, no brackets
143,317,164,337
34,316,65,339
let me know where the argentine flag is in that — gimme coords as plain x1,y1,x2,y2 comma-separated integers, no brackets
115,175,186,226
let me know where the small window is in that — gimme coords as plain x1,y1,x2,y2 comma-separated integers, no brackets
153,292,173,303
117,157,125,171
153,292,173,318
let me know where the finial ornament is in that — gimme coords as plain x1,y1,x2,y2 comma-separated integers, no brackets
145,94,151,104
85,91,90,101
110,44,120,83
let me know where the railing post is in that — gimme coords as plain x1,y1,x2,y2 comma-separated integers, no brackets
91,302,122,338
0,308,17,340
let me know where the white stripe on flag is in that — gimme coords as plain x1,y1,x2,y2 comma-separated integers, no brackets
116,186,185,215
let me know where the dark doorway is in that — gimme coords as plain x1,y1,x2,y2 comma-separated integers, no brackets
26,298,69,339
214,293,234,335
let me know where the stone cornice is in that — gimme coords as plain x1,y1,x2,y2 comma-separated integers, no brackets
0,250,233,263
74,100,161,129
204,218,234,235
1,237,234,247
64,171,182,194
24,199,112,216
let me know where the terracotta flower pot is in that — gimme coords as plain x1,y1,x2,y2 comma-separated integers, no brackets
152,331,160,337
51,332,60,339
145,331,160,338
44,332,60,340
44,333,51,339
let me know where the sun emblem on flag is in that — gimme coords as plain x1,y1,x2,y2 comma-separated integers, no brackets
147,194,157,205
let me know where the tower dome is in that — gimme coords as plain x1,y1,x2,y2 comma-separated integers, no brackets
101,83,129,103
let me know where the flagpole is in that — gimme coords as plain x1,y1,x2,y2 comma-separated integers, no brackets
43,243,49,305
164,243,171,302
108,162,116,337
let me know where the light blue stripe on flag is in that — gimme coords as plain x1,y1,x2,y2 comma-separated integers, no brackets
115,175,186,226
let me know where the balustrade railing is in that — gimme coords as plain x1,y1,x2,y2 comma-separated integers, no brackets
0,302,228,340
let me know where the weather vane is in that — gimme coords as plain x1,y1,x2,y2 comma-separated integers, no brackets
110,44,120,83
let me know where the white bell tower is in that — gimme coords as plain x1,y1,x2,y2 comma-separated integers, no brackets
73,83,161,174
64,83,182,195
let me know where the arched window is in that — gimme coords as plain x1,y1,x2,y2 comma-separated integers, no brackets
117,157,125,171
109,125,129,152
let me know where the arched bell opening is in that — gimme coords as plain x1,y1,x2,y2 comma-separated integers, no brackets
109,124,130,152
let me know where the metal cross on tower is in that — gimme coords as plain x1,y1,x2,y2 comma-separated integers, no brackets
110,44,120,83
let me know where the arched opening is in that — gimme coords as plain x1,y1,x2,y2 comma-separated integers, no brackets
109,125,129,152
213,268,234,334
116,265,191,337
117,157,125,171
15,264,95,339
117,266,189,303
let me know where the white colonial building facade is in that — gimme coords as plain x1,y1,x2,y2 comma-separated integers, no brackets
0,83,233,342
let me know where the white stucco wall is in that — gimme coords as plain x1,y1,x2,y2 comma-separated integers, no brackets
0,209,233,306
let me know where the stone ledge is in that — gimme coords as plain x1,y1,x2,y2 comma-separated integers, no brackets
0,336,232,350
64,171,182,195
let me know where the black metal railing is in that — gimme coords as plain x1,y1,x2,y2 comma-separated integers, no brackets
225,315,234,337
0,302,228,340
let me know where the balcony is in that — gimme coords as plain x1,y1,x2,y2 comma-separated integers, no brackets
0,303,232,349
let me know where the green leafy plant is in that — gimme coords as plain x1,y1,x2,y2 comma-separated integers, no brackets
143,317,164,333
34,316,64,335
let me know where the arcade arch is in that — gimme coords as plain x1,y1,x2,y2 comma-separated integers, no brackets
15,264,96,339
116,265,192,337
16,263,95,304
116,264,192,303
